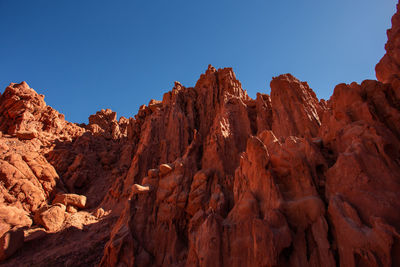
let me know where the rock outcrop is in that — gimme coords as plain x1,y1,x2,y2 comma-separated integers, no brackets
0,2,400,266
376,2,400,84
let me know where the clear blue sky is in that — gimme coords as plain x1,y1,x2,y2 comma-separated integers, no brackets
0,0,397,123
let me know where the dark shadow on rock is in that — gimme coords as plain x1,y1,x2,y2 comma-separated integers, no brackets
1,215,119,267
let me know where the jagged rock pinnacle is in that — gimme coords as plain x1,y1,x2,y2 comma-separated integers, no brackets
1,4,400,266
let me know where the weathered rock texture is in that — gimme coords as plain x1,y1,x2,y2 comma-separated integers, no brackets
1,3,400,267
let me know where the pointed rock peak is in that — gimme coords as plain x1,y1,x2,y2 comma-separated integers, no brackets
270,73,324,138
89,109,117,125
10,81,30,90
173,81,183,90
270,73,318,101
272,73,297,82
217,67,237,80
5,81,35,95
217,67,246,98
376,2,400,83
87,108,126,139
207,64,217,74
195,65,246,101
2,81,44,106
271,73,310,91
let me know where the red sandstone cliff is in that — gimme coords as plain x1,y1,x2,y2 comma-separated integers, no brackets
1,3,400,267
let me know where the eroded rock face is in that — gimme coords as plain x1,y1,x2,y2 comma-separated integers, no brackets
1,3,400,266
0,229,24,261
0,82,84,140
376,2,400,84
0,82,130,264
270,74,325,138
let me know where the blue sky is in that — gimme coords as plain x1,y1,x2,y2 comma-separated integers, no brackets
0,0,397,123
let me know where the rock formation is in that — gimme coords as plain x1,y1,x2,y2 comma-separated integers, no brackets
1,2,400,266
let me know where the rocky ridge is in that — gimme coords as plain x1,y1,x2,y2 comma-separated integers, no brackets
0,3,400,267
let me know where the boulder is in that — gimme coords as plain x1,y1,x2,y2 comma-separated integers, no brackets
52,194,87,209
34,204,66,232
94,208,105,219
16,130,38,140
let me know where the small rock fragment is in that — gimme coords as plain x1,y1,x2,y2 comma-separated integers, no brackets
94,208,105,219
131,184,151,195
159,164,173,175
66,205,78,214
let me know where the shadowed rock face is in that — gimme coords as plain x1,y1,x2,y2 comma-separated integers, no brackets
1,3,400,267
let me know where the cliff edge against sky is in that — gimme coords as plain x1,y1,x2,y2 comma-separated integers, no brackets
1,2,400,267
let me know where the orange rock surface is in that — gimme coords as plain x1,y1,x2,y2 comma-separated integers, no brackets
1,3,400,266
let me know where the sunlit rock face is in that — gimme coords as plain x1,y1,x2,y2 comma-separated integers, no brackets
1,3,400,267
